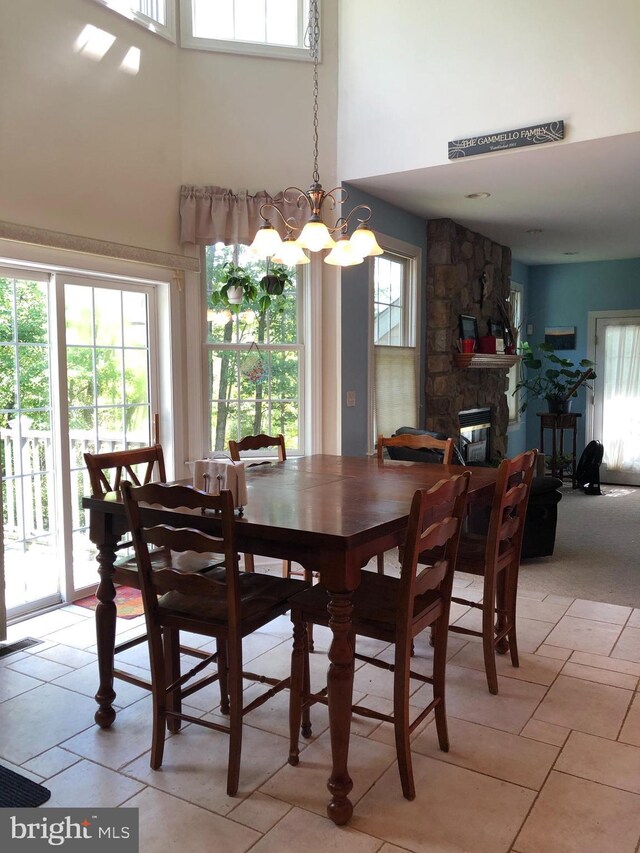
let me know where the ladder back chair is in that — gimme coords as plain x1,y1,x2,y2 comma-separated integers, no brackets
375,433,456,574
229,434,291,577
83,445,220,693
449,449,537,694
288,472,470,801
121,481,306,796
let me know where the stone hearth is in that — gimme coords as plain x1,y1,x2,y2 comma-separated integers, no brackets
425,218,512,459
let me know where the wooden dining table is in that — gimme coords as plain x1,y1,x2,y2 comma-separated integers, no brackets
83,453,498,824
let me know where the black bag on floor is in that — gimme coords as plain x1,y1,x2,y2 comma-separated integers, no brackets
575,440,604,494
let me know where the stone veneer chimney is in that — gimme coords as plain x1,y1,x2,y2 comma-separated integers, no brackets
425,218,512,459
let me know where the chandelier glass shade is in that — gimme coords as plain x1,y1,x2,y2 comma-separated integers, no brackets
249,0,381,268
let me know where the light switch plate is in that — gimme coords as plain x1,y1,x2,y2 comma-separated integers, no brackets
346,391,356,407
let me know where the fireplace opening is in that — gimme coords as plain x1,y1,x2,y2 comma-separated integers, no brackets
459,408,491,463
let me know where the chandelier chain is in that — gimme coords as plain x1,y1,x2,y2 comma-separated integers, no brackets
306,0,321,185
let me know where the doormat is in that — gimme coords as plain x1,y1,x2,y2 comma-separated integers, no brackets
0,764,51,808
75,586,144,619
0,638,43,658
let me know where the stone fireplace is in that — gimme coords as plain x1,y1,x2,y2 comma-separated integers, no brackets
425,218,512,459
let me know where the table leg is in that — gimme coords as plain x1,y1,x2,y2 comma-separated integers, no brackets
325,591,355,826
94,540,118,728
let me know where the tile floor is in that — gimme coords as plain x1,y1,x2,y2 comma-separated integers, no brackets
2,563,640,853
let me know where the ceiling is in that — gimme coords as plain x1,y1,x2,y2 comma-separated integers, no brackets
349,131,640,266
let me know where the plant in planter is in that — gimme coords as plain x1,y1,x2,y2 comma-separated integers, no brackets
515,341,596,413
210,262,258,313
257,262,293,314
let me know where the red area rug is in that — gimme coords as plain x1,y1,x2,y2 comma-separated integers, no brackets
75,585,144,619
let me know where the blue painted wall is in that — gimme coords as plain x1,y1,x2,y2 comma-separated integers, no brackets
523,257,640,453
341,186,427,456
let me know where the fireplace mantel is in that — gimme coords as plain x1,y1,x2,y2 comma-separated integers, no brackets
452,353,520,369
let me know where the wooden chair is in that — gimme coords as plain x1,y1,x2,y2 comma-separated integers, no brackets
229,434,291,577
288,472,470,801
83,445,219,692
375,433,455,574
449,450,537,694
121,481,306,796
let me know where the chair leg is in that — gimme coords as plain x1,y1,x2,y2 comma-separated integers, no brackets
495,570,510,656
217,639,229,715
164,628,182,733
282,560,291,577
243,553,255,573
150,627,170,769
431,616,449,753
393,637,415,801
288,617,307,765
482,579,499,695
226,635,244,797
302,568,315,652
377,552,385,574
504,562,520,668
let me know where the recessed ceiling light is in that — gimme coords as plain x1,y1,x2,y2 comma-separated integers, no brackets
563,251,579,255
526,228,543,235
465,192,491,199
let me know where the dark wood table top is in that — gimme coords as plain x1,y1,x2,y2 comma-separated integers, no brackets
83,454,497,589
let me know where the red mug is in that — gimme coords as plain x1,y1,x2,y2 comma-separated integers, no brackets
478,335,497,354
460,338,475,353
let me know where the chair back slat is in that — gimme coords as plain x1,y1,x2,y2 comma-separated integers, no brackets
377,433,455,464
398,473,470,626
485,451,537,568
84,445,166,496
121,482,240,624
229,434,286,462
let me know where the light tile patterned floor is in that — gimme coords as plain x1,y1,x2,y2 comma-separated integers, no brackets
2,567,639,853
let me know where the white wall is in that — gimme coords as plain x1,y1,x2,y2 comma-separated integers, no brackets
338,0,640,180
0,0,339,256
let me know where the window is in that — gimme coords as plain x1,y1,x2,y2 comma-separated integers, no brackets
89,0,176,41
181,0,313,60
205,244,302,454
508,285,523,423
371,247,419,446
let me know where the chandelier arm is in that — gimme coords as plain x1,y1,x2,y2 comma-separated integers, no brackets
258,203,301,233
339,204,374,228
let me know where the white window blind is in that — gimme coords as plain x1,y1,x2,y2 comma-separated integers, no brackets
374,345,418,438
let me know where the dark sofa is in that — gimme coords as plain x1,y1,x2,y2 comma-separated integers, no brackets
387,427,562,559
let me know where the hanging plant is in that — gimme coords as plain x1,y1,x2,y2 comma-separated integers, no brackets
259,262,293,296
210,262,258,314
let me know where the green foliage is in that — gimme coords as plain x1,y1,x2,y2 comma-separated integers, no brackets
210,262,259,314
515,341,596,412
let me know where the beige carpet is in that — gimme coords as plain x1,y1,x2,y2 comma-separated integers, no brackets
519,483,640,607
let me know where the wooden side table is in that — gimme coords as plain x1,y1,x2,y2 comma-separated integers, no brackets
537,412,581,487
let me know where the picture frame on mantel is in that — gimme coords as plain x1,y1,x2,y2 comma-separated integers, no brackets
459,314,479,342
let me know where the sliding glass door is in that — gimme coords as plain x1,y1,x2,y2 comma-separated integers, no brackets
1,267,158,619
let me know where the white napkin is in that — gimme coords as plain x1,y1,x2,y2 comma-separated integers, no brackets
193,459,248,509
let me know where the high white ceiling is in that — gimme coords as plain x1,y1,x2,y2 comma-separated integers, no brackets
349,131,640,266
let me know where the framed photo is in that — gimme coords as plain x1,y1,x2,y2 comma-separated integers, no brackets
545,326,576,350
488,320,503,339
459,314,479,342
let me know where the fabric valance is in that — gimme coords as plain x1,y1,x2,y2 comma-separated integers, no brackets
179,185,308,246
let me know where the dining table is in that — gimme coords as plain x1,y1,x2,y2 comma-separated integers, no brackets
82,453,498,824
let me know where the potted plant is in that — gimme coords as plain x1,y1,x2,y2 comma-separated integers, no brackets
259,262,293,296
515,341,596,413
211,262,258,312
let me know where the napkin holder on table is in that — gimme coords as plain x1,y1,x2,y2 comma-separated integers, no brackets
192,459,247,514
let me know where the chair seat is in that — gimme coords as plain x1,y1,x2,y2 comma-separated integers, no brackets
160,572,305,624
290,573,443,634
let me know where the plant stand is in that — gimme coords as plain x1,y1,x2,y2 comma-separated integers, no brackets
537,412,581,488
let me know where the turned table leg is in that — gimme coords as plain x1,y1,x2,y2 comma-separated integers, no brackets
325,591,355,826
94,540,118,728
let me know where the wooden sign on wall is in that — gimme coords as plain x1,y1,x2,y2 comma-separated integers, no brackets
448,121,564,159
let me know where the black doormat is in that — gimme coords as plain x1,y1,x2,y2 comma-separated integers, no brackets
0,765,51,808
0,638,42,658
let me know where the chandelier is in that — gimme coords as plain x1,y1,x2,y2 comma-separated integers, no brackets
249,0,382,268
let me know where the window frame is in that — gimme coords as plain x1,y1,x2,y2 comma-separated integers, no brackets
507,283,523,425
88,0,177,43
180,0,315,62
202,244,306,457
368,236,422,454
